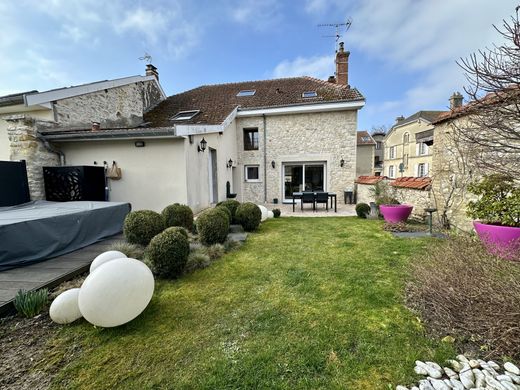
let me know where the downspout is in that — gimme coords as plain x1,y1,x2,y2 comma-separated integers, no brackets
263,114,267,203
36,133,66,166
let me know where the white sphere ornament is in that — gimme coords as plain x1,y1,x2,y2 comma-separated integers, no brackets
90,250,127,273
258,205,268,221
49,288,82,324
78,258,154,328
267,210,274,219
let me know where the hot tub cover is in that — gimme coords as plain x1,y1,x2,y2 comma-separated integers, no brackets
0,200,131,271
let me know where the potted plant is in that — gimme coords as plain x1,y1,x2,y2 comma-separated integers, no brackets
467,174,520,259
371,181,413,223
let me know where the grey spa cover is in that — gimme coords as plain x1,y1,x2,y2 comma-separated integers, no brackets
0,200,131,271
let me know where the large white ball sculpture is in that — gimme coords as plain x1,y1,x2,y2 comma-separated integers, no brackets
89,250,127,273
258,205,268,222
49,288,82,324
267,210,274,219
78,258,154,327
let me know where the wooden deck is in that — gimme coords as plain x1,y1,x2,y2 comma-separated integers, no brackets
0,234,123,316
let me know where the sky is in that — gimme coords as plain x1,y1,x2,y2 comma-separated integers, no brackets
0,0,517,130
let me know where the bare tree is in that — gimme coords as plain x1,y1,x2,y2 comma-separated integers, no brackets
456,6,520,176
370,124,388,135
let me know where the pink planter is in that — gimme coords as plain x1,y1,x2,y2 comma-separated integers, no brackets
473,221,520,260
379,204,413,224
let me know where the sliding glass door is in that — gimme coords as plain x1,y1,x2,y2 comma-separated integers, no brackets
283,162,326,202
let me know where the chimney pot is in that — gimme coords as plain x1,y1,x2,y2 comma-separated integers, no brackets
91,121,100,131
449,91,463,109
395,115,405,124
145,64,159,81
335,41,350,86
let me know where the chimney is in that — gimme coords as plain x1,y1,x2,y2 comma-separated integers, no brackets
335,42,350,86
327,75,336,83
395,115,405,124
449,91,463,109
91,121,100,131
146,64,159,80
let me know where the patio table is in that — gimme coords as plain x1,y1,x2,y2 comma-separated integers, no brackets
292,192,337,212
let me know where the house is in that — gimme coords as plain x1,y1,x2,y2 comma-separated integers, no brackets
371,130,385,176
356,131,375,176
383,109,447,178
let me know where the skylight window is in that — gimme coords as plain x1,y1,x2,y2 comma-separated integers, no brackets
237,90,256,97
171,110,200,121
302,91,317,98
361,136,371,142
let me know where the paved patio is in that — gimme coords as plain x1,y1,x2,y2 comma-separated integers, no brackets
266,201,357,217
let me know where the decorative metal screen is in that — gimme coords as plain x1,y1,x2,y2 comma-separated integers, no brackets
43,166,106,202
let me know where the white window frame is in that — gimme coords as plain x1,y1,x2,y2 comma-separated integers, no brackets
237,90,256,97
171,110,200,121
302,91,318,98
388,165,395,178
389,146,396,159
417,162,429,177
403,132,410,144
418,142,428,156
244,165,260,182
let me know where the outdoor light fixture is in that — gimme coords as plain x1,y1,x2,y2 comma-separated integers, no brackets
134,140,145,148
198,137,207,152
227,159,233,168
271,161,275,168
340,159,345,167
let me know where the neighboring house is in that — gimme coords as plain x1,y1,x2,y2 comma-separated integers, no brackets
383,110,446,178
356,131,375,176
371,130,385,176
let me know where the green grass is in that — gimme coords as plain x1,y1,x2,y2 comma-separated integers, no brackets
46,217,453,389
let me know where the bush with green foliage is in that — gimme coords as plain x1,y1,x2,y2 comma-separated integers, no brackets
123,210,165,246
355,203,371,218
108,241,145,260
200,243,225,260
467,174,520,227
235,202,262,231
216,200,240,223
184,251,211,274
146,228,190,278
272,209,281,218
196,208,230,245
14,289,48,318
223,239,241,252
162,203,194,231
216,205,232,224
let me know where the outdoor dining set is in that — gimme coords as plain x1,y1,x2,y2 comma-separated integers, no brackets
291,192,338,212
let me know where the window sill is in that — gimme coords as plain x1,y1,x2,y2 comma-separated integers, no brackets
245,180,261,183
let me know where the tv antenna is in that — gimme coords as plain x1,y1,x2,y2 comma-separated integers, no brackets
138,52,153,64
318,19,352,53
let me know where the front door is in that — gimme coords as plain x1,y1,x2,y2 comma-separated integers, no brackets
283,162,326,202
209,148,218,203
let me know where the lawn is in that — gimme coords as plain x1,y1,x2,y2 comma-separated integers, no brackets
44,217,453,389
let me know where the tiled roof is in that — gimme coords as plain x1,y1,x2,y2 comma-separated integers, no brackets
390,177,431,190
398,110,446,126
357,130,376,145
355,175,388,185
144,77,365,126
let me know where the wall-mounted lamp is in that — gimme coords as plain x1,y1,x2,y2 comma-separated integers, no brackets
198,137,207,152
340,159,345,167
134,140,146,148
227,158,233,168
271,160,276,168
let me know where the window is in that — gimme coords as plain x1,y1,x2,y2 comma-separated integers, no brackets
417,163,428,177
376,141,382,150
245,165,260,182
388,165,395,178
361,136,371,142
389,146,396,159
243,128,259,150
170,110,199,121
302,91,317,98
403,132,410,143
403,153,409,168
237,90,256,97
418,142,428,155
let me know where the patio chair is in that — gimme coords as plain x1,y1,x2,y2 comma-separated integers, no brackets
301,192,315,211
315,192,329,211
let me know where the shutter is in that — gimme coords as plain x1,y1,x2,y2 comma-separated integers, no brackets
415,143,420,156
414,164,419,177
425,162,429,176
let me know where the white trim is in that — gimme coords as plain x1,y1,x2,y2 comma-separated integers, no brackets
24,75,166,106
236,100,365,117
244,165,260,182
175,107,238,136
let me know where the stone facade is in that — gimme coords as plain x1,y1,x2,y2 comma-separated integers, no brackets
236,110,358,204
356,144,374,176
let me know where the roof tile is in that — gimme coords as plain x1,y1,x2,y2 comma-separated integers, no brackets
390,176,431,190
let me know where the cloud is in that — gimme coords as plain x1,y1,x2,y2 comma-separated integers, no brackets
271,55,334,79
231,0,283,31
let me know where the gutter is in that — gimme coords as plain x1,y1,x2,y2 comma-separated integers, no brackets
39,127,179,141
263,114,267,203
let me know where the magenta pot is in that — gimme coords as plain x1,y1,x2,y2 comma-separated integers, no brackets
379,204,413,224
473,221,520,260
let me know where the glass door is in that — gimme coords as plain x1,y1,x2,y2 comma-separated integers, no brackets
284,165,303,200
283,162,326,202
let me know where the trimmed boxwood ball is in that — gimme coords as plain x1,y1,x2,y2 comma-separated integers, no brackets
162,203,194,231
216,205,232,224
146,228,190,278
355,203,371,218
216,200,240,223
235,202,262,232
164,226,188,239
272,209,281,218
123,210,166,246
196,208,230,246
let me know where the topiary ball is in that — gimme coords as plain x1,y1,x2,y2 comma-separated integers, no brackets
235,202,262,232
196,208,230,246
162,203,194,231
216,200,240,223
146,228,190,278
216,205,232,224
355,203,371,218
123,210,166,246
272,209,281,218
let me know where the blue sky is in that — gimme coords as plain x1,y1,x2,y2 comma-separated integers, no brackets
0,0,516,130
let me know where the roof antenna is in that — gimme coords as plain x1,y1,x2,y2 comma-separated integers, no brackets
138,52,153,64
318,19,352,53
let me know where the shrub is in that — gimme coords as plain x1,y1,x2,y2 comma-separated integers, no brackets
165,226,188,239
123,210,165,246
370,181,400,208
466,174,520,227
272,209,281,218
108,241,145,260
355,203,371,218
162,203,194,231
184,251,211,274
406,235,520,359
223,239,241,252
216,205,232,224
235,202,262,232
216,200,240,223
14,289,48,318
200,243,225,260
146,228,190,278
196,208,230,246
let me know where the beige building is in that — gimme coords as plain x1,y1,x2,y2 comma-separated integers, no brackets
383,111,445,179
356,131,375,177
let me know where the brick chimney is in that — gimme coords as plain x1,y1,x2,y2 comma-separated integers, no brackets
146,64,159,80
335,42,350,86
449,91,463,109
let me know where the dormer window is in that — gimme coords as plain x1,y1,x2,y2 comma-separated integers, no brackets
237,90,256,97
302,91,317,98
171,110,200,121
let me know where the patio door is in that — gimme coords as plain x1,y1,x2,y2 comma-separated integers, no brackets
283,162,326,202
